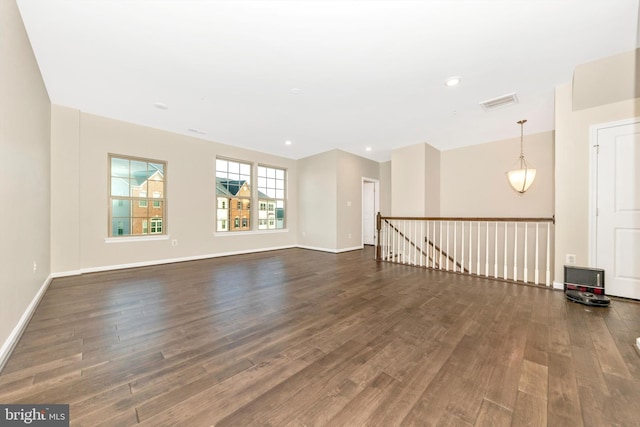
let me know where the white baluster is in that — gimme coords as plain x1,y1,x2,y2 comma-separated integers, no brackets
439,221,443,270
426,220,430,268
523,223,528,284
453,222,458,272
494,222,498,278
485,221,489,277
404,221,408,265
476,222,480,275
446,221,450,271
461,222,465,273
513,222,518,281
503,223,508,279
546,223,551,286
418,221,424,267
468,222,473,273
535,223,539,285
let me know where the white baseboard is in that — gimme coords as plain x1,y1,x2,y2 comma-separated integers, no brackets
52,245,298,277
636,337,640,354
0,274,53,373
296,245,363,254
553,280,564,290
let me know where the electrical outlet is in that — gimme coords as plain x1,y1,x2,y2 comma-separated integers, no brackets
348,233,352,239
33,261,37,272
171,239,178,246
565,254,576,265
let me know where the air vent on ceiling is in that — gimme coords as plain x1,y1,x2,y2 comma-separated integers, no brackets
479,92,518,111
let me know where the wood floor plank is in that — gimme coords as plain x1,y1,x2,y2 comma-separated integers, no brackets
518,359,548,400
474,399,512,427
547,352,583,427
511,390,547,427
586,314,633,379
0,247,638,426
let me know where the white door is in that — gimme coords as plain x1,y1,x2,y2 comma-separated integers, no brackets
594,120,640,299
362,180,377,245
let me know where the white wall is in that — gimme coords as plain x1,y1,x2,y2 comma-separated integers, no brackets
0,0,51,367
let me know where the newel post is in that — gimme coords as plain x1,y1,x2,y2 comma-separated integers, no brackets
376,212,382,261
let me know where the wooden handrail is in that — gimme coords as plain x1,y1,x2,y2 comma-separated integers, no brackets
379,215,555,223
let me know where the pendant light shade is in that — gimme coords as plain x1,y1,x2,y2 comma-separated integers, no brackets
507,119,536,193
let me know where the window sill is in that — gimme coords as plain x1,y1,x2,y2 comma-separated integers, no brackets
105,235,170,243
214,229,289,237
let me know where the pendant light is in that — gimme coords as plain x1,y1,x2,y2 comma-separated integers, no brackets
507,119,536,193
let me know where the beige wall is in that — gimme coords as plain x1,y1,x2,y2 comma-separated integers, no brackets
298,149,380,251
51,105,80,272
336,150,380,249
297,150,338,250
379,161,391,216
0,0,51,364
441,131,555,218
573,49,640,111
425,143,441,216
554,84,640,284
391,143,440,216
50,111,298,272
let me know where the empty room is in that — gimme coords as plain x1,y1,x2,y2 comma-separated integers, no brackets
1,1,640,425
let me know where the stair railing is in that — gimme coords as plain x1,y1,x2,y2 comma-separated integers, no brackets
376,213,555,286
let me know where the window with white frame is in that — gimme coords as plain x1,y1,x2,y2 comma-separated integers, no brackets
257,165,286,230
216,158,252,231
109,155,166,237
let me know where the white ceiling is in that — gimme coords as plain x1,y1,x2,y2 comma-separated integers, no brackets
17,0,639,162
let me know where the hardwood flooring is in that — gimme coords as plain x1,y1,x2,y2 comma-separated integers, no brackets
1,247,639,426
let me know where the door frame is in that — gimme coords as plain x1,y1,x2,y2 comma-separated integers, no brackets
361,177,380,247
589,116,640,265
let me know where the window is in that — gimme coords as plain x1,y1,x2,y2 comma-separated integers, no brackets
216,158,251,231
258,165,286,230
109,155,166,237
150,218,162,234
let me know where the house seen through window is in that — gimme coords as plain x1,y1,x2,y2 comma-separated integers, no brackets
109,155,166,237
258,165,286,230
216,158,252,232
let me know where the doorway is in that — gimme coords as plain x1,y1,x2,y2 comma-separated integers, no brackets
362,178,380,246
591,118,640,299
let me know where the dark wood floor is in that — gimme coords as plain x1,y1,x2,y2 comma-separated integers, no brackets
1,247,639,426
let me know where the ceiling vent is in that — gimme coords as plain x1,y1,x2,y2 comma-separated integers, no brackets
480,92,518,111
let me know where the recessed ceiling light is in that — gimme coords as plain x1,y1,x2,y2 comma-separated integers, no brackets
365,147,372,152
154,102,168,110
290,88,301,95
285,140,292,145
445,76,461,87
